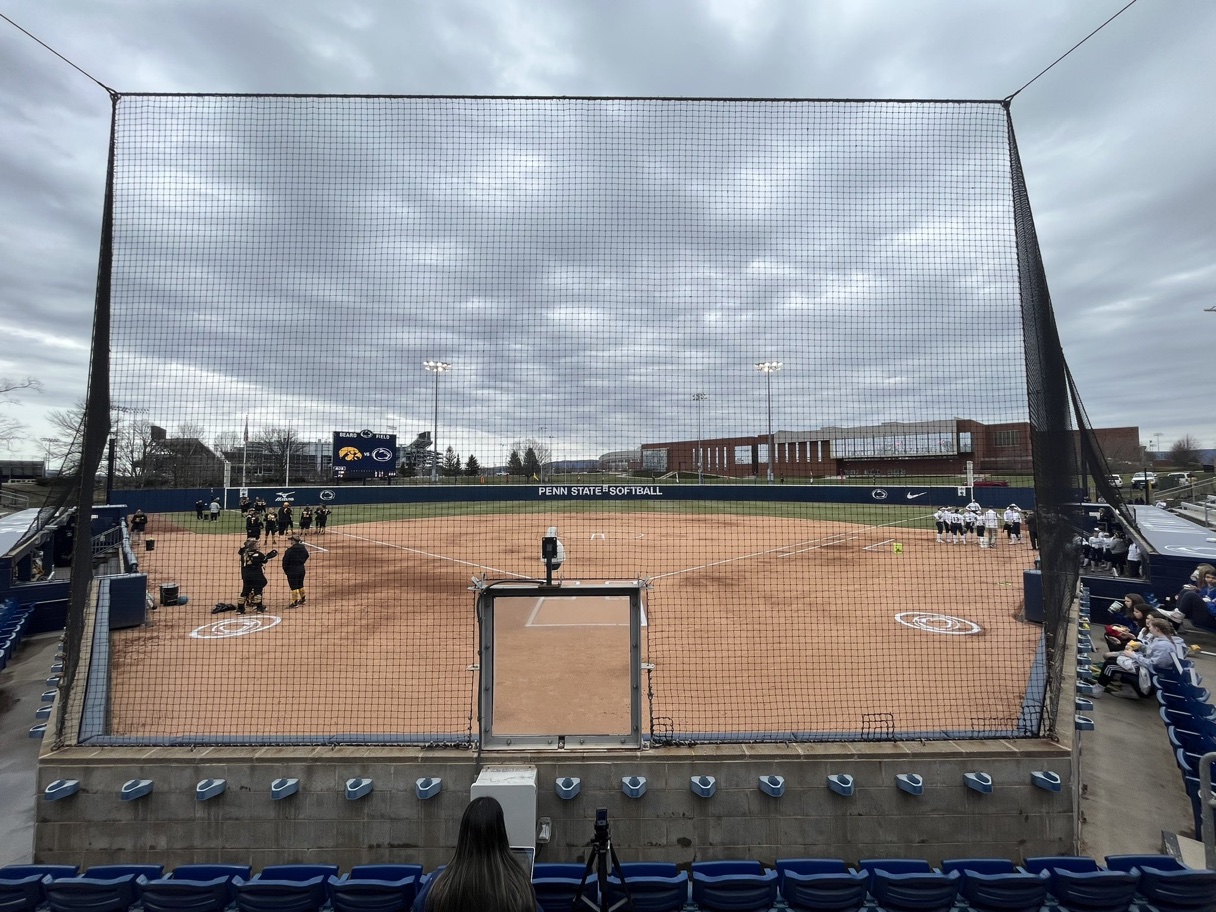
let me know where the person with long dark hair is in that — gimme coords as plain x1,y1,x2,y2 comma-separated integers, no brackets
413,796,538,912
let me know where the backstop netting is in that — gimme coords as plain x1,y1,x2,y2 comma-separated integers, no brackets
62,95,1082,747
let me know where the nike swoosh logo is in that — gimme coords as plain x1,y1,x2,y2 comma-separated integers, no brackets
906,492,927,499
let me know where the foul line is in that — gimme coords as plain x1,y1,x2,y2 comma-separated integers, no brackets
334,530,530,578
652,510,938,581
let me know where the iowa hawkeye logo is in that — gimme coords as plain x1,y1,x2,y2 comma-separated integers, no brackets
338,446,394,462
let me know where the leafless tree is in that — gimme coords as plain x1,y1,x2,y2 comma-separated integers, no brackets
1169,434,1203,469
0,376,43,450
251,426,310,483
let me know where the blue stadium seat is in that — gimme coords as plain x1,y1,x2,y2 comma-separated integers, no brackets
1103,854,1186,874
1134,864,1216,912
858,858,935,892
347,865,423,883
326,874,417,912
1160,708,1216,740
954,869,1047,912
775,859,868,912
1167,726,1216,758
83,864,163,895
0,872,50,912
940,858,1020,879
1156,690,1216,718
171,864,252,904
256,865,339,883
1032,862,1139,912
0,865,79,881
1022,856,1098,876
140,875,235,912
690,860,778,912
43,873,147,912
235,875,329,912
866,868,960,912
605,862,688,912
531,863,592,912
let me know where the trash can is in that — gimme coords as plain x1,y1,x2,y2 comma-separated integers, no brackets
159,582,179,606
145,537,156,552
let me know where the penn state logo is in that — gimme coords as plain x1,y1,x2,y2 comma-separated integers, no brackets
871,488,888,501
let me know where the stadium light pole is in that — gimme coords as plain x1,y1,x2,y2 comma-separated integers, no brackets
754,361,782,483
693,392,707,484
424,360,451,482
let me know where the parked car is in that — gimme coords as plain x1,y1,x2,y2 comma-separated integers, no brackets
1106,474,1123,487
1167,472,1194,486
1131,471,1158,490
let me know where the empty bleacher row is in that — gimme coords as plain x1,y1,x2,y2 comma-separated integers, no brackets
1155,652,1216,842
0,597,35,673
3,855,1216,912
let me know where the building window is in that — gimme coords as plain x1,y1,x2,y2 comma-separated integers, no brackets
993,430,1019,447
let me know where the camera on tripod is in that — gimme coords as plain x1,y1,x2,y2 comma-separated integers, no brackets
593,807,609,845
573,807,633,912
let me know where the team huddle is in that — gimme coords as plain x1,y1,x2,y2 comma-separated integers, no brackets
933,503,1036,549
208,497,329,615
237,496,332,541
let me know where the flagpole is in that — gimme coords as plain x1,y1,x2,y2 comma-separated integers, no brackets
241,417,248,487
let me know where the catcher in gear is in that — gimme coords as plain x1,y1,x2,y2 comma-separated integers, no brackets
238,537,277,614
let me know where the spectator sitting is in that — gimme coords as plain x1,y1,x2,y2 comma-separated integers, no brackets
1096,614,1187,697
1173,564,1216,632
1102,594,1151,652
412,796,539,912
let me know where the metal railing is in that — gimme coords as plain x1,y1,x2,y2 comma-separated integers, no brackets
91,524,124,559
1201,750,1216,870
0,488,30,510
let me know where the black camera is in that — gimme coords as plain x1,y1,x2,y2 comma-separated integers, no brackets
594,807,609,842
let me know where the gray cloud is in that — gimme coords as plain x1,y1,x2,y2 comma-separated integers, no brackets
1,0,1213,464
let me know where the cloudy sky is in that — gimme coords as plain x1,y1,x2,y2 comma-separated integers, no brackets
1,0,1213,467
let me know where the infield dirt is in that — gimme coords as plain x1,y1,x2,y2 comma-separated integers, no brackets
110,511,1042,740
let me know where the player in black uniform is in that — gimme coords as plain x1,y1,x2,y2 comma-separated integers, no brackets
281,535,310,608
314,505,331,533
238,538,278,614
277,502,294,535
245,510,263,540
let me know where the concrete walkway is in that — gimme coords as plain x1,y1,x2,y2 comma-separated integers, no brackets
0,633,59,867
1078,624,1216,864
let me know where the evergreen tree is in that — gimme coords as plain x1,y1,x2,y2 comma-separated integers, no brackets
465,454,481,476
507,449,524,475
523,447,541,479
442,446,461,477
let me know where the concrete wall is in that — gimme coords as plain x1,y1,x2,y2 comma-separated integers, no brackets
36,737,1076,870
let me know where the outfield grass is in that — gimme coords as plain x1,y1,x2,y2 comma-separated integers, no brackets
167,498,940,534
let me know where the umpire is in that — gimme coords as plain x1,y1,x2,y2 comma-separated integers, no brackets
238,538,277,614
282,534,310,608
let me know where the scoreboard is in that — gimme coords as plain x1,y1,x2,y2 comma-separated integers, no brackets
332,430,398,478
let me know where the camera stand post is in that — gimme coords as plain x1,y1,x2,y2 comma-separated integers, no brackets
572,808,633,912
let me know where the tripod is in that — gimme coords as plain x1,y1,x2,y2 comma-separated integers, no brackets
571,809,633,912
